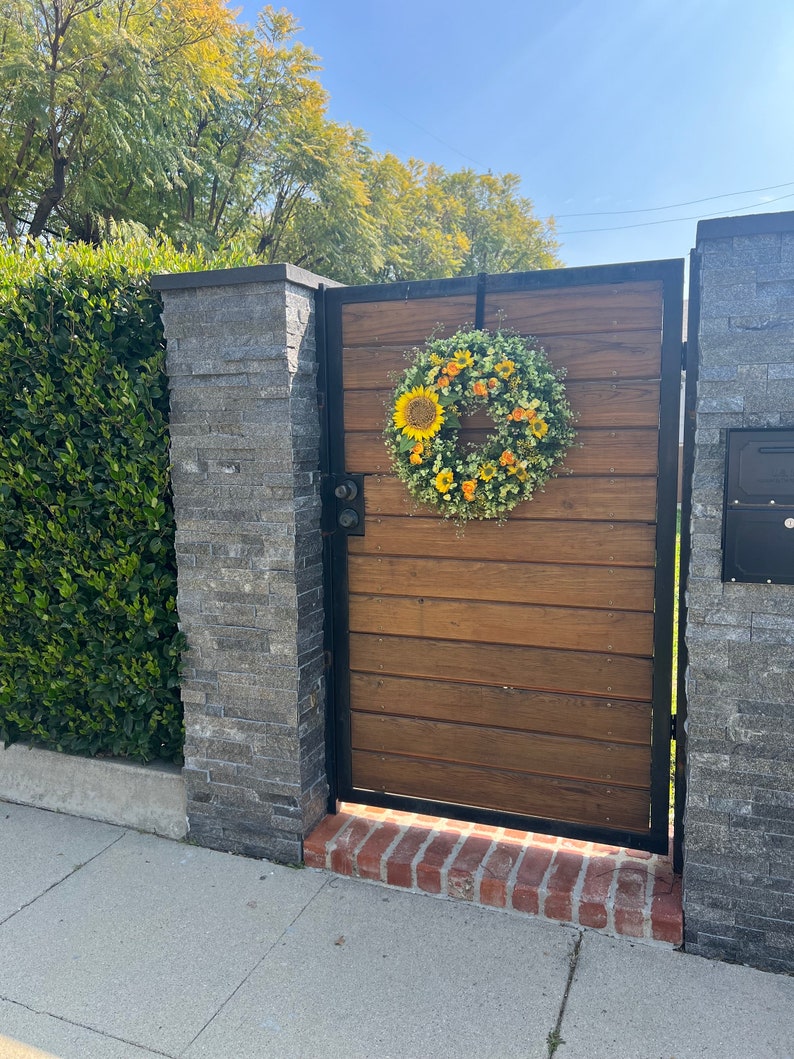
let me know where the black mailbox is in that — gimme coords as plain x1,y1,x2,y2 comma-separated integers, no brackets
723,429,794,584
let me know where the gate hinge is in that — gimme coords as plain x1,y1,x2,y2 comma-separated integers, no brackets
670,714,678,741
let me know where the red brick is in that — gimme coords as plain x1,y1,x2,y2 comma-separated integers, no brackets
446,835,493,901
383,808,413,827
416,830,462,894
412,813,441,826
303,812,355,868
329,817,376,875
533,832,560,847
590,841,622,856
625,848,652,860
385,825,433,889
578,855,617,930
511,846,554,914
479,841,524,908
544,850,584,923
651,869,683,945
355,822,402,881
560,837,589,853
502,828,532,842
471,823,502,840
613,862,649,938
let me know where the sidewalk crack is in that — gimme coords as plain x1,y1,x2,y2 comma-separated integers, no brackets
179,876,331,1055
546,930,584,1057
0,997,178,1057
0,830,126,928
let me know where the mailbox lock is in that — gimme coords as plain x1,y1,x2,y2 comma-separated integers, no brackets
338,508,360,530
785,518,794,530
335,480,359,501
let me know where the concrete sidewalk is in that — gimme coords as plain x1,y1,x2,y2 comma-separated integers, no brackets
1,803,792,1059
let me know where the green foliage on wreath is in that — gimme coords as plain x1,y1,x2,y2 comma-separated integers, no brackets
385,328,576,521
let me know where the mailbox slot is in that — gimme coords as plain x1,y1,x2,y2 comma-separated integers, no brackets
722,429,794,584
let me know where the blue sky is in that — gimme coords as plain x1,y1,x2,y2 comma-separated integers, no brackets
237,0,794,269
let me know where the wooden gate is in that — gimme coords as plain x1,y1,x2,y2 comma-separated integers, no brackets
321,261,683,853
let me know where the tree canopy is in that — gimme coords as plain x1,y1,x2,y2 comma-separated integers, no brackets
0,1,561,281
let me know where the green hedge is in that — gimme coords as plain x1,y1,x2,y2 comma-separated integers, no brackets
0,237,253,762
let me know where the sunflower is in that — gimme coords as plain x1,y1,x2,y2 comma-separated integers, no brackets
435,469,454,493
393,385,445,441
453,349,474,368
478,462,497,481
531,418,549,439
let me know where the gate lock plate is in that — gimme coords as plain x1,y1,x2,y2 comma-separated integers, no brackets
330,473,365,535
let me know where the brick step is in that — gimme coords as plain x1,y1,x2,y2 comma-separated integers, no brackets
304,803,682,947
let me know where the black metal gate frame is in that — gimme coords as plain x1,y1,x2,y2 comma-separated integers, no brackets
318,259,685,855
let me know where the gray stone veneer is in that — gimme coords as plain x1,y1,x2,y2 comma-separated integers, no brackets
684,213,794,972
153,264,335,862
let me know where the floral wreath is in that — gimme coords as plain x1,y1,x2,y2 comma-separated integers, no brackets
385,327,576,521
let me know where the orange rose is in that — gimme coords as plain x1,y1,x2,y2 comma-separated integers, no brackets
409,453,423,465
512,407,525,421
461,479,477,501
499,450,515,466
472,380,487,397
411,442,424,454
446,362,461,377
488,378,498,389
438,375,450,388
525,408,536,421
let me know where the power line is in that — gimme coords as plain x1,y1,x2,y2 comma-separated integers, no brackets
379,102,486,168
557,191,794,236
556,180,794,218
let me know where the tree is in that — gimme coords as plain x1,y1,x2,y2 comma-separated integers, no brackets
282,156,561,284
0,2,561,281
0,0,241,241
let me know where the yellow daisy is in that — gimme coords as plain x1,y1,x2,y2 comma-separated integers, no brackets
478,462,497,481
494,359,515,379
435,469,454,493
453,349,474,368
531,418,549,439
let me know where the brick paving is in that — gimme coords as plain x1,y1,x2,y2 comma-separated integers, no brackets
304,802,682,947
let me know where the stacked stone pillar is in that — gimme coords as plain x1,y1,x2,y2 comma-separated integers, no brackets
684,212,794,973
153,264,333,862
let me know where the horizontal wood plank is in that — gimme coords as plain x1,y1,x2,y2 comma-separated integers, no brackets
343,428,659,476
348,555,655,611
363,474,658,522
342,331,662,389
350,673,651,744
348,516,656,566
482,282,663,336
351,750,651,832
342,295,477,346
349,594,653,656
352,713,651,788
349,633,653,700
343,380,661,433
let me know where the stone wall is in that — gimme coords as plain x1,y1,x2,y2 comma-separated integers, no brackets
684,212,794,973
153,264,333,863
